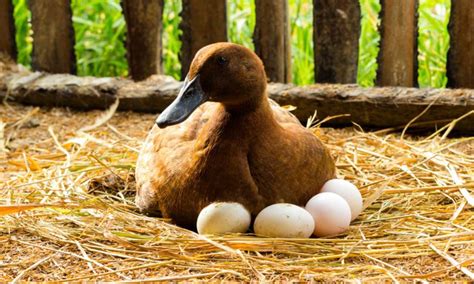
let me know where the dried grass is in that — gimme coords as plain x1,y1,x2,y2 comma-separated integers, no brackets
1,102,473,282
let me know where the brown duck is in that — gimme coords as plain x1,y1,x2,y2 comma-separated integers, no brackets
135,43,335,229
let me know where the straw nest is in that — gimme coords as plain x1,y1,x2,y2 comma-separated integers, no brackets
1,101,473,282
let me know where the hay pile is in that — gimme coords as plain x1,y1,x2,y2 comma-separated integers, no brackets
1,102,473,282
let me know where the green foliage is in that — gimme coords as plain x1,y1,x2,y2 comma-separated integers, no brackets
162,0,182,80
418,0,450,88
12,0,32,67
289,0,314,85
71,0,127,77
228,0,255,50
358,0,381,87
12,0,450,87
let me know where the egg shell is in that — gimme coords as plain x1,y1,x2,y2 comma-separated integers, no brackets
196,202,251,235
305,192,351,237
321,179,363,221
254,203,314,238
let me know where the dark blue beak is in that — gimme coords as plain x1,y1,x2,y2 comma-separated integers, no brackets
156,75,207,128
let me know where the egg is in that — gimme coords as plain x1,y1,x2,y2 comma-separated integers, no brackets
196,202,251,235
254,203,314,238
305,192,351,237
321,179,363,220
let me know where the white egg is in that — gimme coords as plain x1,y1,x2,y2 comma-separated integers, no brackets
254,203,314,238
196,202,251,235
321,179,363,220
305,192,351,237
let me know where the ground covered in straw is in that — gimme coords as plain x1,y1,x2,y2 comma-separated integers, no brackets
1,102,473,282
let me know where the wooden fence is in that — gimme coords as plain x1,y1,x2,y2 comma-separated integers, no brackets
0,0,473,133
0,0,472,88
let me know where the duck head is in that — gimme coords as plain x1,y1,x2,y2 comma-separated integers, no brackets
156,42,267,128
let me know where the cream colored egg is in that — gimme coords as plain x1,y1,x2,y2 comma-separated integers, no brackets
196,202,251,235
305,192,351,237
254,203,314,238
321,179,363,221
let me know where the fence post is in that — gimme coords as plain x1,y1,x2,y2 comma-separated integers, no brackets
376,0,418,87
0,0,17,61
254,0,291,83
313,0,361,84
29,0,76,74
179,0,227,79
122,0,164,81
447,0,473,88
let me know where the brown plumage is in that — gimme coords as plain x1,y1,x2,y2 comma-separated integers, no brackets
135,43,335,229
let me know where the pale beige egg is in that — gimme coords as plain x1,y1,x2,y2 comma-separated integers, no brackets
196,202,251,235
254,203,314,238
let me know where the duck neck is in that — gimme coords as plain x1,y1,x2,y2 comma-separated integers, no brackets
222,92,278,133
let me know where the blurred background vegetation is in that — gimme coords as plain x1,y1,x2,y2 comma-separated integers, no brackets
12,0,450,87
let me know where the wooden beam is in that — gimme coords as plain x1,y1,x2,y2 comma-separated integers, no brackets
1,71,472,133
122,0,164,81
313,0,361,84
179,0,227,79
0,0,17,60
253,0,290,83
376,0,418,87
447,0,473,88
29,0,76,74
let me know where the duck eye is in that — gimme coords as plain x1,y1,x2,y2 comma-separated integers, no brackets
217,56,227,66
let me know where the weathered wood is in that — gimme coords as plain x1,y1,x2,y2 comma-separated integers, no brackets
179,0,227,79
376,0,418,87
268,84,472,133
0,0,16,60
1,72,125,108
313,0,361,84
447,0,473,88
1,70,472,133
29,0,76,74
122,0,164,81
253,0,290,83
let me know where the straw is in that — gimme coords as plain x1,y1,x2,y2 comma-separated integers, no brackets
1,102,473,281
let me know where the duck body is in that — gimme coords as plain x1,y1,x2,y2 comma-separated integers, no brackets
135,43,335,229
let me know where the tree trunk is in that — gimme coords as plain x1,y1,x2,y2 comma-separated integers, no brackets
179,0,227,79
447,0,473,88
254,0,291,83
376,0,418,87
313,0,361,84
0,0,16,61
122,0,164,81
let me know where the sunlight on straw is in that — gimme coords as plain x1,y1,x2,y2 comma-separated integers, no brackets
428,243,474,280
1,104,473,281
79,98,119,132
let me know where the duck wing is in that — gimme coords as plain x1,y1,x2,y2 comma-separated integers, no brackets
268,99,301,126
135,102,221,214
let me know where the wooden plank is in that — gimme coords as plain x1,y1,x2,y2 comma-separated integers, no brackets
253,0,290,83
0,0,17,60
122,0,164,81
376,0,418,87
179,0,227,79
313,0,361,84
29,0,76,74
447,0,473,88
1,70,473,133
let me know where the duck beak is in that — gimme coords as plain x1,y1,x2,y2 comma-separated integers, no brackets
156,75,207,128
